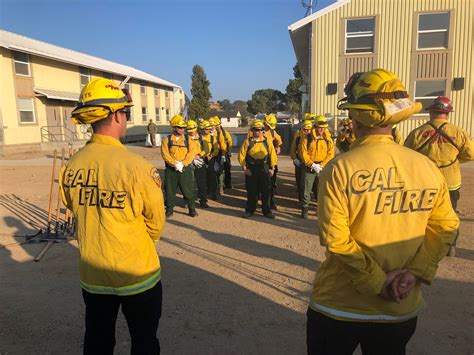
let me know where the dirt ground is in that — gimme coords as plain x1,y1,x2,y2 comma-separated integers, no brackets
0,145,473,354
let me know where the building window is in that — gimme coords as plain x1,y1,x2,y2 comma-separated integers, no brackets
414,80,446,112
418,12,450,49
140,83,146,95
13,51,31,76
155,108,160,121
165,108,170,121
80,67,90,87
103,72,113,79
142,107,147,122
165,91,170,98
227,117,230,122
18,98,36,123
345,17,375,54
154,88,160,97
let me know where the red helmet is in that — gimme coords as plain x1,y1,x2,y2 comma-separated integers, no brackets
427,96,453,113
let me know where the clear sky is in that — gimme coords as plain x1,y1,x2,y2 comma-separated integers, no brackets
1,0,334,101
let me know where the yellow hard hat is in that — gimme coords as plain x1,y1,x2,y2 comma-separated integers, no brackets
199,120,211,130
251,119,265,129
341,117,352,126
302,120,313,130
209,116,221,126
303,113,316,120
315,116,329,128
170,114,187,128
186,120,198,132
71,78,133,124
338,68,422,126
264,114,277,129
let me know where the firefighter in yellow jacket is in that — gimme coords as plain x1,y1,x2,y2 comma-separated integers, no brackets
263,114,283,210
161,115,200,217
405,96,474,211
59,78,166,354
290,119,313,204
195,120,220,208
306,69,459,354
239,119,277,219
210,116,233,193
336,117,356,153
299,116,334,219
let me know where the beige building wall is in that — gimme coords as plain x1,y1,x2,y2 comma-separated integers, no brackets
1,46,184,145
310,0,473,138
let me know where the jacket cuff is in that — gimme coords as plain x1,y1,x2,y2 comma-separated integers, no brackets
407,257,439,285
353,266,386,295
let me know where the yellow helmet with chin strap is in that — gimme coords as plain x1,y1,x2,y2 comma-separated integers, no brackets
303,113,316,120
252,119,265,129
170,115,187,128
302,120,313,130
71,78,133,124
186,120,198,132
264,114,277,129
337,68,422,127
209,116,221,126
199,120,211,130
315,115,329,128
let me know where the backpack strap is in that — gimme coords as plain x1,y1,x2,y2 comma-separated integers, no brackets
417,122,460,168
167,134,189,149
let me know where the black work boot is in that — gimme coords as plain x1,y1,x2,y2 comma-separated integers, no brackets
264,212,275,219
165,209,174,218
301,207,308,219
188,208,198,217
200,200,209,208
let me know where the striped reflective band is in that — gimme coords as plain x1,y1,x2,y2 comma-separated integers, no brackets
80,269,161,296
80,96,130,106
309,300,421,322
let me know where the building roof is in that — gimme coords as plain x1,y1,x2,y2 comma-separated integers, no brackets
33,88,79,102
0,30,182,89
287,0,351,81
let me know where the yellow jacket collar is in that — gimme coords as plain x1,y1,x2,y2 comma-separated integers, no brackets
352,134,394,149
90,134,126,149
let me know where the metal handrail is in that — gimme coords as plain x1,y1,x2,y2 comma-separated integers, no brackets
40,126,80,143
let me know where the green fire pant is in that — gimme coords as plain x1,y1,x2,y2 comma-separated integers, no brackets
165,165,195,210
245,163,271,215
301,167,319,208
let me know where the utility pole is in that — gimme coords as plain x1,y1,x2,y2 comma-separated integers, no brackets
302,0,315,16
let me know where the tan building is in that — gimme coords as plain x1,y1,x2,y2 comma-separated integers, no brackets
0,30,185,146
289,0,473,138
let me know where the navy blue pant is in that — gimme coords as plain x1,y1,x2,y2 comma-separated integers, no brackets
82,281,162,355
307,308,417,355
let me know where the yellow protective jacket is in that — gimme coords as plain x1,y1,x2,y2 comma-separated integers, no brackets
404,119,474,190
312,135,459,322
216,127,233,156
238,136,277,168
299,129,335,167
265,129,283,150
199,133,220,159
161,133,200,167
59,134,165,295
336,129,356,153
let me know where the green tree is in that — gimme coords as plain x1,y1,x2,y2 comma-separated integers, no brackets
285,64,303,115
247,89,285,115
189,65,211,118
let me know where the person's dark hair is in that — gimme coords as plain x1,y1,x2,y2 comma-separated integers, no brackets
91,114,113,132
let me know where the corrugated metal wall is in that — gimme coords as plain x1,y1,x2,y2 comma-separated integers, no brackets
310,0,473,139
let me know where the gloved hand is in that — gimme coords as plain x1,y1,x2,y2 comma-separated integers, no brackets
214,161,222,173
220,156,226,164
293,159,301,167
193,158,204,168
311,163,323,174
175,161,184,173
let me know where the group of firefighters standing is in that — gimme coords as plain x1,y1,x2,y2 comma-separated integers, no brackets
60,70,474,354
154,94,473,226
